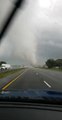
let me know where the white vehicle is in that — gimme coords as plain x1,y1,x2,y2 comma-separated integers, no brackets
1,64,11,70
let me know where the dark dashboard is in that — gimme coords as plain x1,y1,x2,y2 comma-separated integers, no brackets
0,102,62,120
0,90,62,120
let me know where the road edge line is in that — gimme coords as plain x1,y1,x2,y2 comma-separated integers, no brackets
2,69,28,91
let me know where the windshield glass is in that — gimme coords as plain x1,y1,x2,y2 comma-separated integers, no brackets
0,0,62,93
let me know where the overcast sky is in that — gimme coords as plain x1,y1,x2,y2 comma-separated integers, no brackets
0,0,62,66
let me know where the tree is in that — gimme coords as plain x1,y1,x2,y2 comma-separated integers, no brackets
46,59,55,68
55,59,62,68
46,59,62,68
0,61,7,66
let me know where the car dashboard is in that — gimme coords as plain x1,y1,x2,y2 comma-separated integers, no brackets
0,90,62,120
0,102,62,120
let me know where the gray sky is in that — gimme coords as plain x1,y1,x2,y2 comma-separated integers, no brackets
0,0,62,65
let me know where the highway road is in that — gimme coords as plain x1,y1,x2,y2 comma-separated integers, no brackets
0,68,62,91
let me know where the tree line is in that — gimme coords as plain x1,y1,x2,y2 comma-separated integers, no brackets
46,59,62,68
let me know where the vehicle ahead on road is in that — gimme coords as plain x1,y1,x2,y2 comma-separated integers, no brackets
0,64,11,71
0,66,8,71
1,64,11,70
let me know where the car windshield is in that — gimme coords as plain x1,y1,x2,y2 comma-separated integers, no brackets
0,0,62,99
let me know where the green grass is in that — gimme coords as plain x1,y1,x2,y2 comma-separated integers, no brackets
50,68,62,72
42,67,62,72
37,67,62,72
0,68,24,79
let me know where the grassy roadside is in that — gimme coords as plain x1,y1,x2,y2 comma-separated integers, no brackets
41,67,62,72
49,68,62,72
0,68,24,79
36,67,62,72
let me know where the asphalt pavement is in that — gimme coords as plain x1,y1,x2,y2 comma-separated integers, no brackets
0,68,62,91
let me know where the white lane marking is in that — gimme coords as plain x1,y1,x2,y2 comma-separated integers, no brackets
44,81,51,88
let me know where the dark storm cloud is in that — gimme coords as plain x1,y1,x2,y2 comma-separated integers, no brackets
36,26,62,64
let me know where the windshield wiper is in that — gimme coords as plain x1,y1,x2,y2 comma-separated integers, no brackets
0,0,24,41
